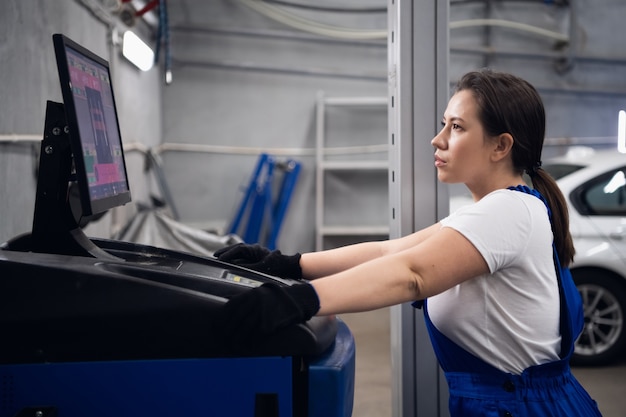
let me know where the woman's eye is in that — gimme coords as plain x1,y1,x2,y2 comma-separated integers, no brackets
452,123,460,130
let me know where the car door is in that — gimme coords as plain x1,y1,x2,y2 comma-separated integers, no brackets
570,165,626,266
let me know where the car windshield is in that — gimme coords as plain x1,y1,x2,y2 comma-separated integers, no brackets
543,163,586,180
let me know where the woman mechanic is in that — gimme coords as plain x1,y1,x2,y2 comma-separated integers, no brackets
214,69,603,416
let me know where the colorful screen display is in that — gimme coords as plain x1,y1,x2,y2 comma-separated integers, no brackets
65,46,129,205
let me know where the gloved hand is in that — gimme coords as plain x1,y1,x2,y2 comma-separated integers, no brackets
213,243,303,280
215,282,320,345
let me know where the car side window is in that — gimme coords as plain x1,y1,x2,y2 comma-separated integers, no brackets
575,167,626,216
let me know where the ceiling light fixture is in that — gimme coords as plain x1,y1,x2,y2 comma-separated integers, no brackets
122,30,154,71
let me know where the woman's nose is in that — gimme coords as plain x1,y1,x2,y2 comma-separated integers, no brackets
431,129,445,148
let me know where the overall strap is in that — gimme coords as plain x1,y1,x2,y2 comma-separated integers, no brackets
507,185,584,359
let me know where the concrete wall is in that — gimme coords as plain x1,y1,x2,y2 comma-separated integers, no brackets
161,1,388,253
449,0,626,144
0,0,162,244
159,0,626,254
2,0,626,254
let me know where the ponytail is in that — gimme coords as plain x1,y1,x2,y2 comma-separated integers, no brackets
530,169,575,267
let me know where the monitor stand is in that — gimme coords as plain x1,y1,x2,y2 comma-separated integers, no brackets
8,101,121,260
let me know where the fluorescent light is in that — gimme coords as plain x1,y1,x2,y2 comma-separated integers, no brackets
617,110,626,153
122,31,154,71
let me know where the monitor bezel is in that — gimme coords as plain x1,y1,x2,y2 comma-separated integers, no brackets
52,33,131,217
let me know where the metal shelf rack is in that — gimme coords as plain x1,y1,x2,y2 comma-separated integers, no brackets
315,92,389,251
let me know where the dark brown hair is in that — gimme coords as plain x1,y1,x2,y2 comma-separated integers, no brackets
455,69,575,266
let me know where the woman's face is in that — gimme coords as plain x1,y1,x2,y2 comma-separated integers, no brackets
431,89,495,187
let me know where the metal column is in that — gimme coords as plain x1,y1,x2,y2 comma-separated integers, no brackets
387,1,450,416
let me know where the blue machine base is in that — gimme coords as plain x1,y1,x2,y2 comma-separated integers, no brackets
0,320,355,417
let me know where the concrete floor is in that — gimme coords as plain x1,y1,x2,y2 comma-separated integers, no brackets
340,308,625,417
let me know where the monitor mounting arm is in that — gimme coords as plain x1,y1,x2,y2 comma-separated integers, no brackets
27,100,121,260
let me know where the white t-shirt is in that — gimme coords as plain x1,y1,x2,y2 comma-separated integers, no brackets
428,189,561,374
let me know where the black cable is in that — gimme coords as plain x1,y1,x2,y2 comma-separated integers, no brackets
154,0,171,84
260,0,386,13
163,0,171,84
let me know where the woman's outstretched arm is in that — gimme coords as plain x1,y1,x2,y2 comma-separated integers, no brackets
300,223,443,280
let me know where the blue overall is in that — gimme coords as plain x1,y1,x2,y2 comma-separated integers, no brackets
415,186,603,416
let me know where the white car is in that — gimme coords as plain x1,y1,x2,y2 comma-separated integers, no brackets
450,147,626,366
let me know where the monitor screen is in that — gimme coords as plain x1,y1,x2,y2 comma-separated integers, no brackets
53,34,131,216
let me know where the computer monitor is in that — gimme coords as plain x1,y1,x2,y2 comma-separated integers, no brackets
53,33,131,216
26,34,131,258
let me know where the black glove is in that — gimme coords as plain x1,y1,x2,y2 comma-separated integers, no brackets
213,243,303,280
215,282,320,344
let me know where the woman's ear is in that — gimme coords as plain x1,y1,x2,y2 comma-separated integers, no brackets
492,133,514,162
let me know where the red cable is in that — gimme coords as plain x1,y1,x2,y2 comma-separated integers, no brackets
135,0,159,16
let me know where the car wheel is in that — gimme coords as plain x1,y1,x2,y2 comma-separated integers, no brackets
570,270,626,366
